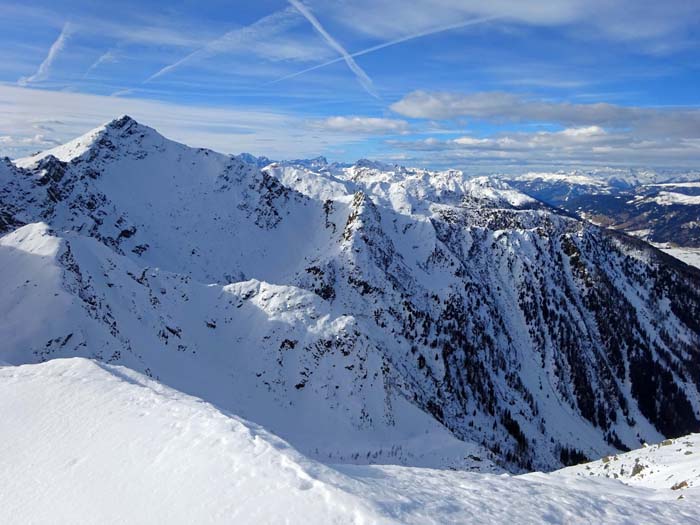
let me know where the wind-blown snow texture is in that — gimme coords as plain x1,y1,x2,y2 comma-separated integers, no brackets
2,116,700,472
1,358,698,525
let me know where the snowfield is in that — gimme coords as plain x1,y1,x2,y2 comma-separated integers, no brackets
652,192,700,206
655,245,700,270
1,358,698,525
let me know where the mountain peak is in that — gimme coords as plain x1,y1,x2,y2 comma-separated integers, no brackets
354,158,392,170
282,156,329,170
100,114,160,141
106,114,138,130
15,116,163,168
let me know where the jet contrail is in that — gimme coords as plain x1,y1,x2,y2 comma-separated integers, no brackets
288,0,378,99
19,22,74,86
145,8,299,83
269,15,501,86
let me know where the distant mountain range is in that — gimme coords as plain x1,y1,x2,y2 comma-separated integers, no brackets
1,116,699,473
500,171,700,247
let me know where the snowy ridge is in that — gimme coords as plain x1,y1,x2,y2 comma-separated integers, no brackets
1,116,700,472
504,167,700,188
651,191,700,206
1,358,698,525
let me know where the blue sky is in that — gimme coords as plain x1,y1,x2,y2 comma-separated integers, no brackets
1,0,700,171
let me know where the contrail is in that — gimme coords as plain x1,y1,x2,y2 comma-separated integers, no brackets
19,22,74,86
288,0,378,99
84,50,117,78
145,8,299,83
269,15,501,86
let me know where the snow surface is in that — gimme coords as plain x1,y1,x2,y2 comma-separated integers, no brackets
1,358,699,525
659,247,700,269
505,168,700,187
652,191,700,206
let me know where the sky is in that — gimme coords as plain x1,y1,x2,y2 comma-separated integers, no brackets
1,0,700,172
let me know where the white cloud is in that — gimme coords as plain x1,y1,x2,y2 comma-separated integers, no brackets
0,3,211,49
0,84,373,160
310,116,409,134
314,0,581,40
0,134,60,147
84,50,119,77
391,91,700,138
146,7,332,83
18,22,73,86
388,125,700,168
560,126,605,138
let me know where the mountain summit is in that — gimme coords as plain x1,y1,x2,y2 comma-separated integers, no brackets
1,118,699,471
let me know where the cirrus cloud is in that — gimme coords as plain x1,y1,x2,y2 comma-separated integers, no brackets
313,0,700,50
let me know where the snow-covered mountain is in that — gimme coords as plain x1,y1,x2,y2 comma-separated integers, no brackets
2,116,700,472
2,358,697,525
501,171,700,247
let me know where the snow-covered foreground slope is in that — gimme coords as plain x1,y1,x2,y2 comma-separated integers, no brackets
0,359,382,524
2,116,700,471
2,359,698,525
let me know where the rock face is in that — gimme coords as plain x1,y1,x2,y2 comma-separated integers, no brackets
2,116,700,471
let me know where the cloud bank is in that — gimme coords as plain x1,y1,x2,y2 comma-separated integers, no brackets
391,91,700,139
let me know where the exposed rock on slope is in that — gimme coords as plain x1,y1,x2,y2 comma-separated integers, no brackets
2,116,699,470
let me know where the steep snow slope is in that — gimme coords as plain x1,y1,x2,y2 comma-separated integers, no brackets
0,222,486,469
8,116,331,284
2,116,700,471
268,157,700,468
2,359,698,525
